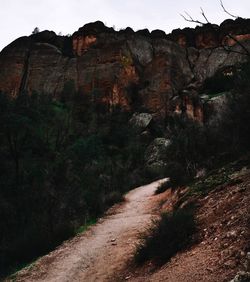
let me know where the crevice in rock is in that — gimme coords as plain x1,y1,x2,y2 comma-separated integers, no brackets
185,47,195,76
19,42,32,94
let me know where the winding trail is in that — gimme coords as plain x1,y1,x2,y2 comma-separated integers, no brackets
10,179,168,282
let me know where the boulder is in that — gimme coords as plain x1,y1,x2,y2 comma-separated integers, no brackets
204,92,229,125
127,38,153,66
230,271,250,282
129,113,153,131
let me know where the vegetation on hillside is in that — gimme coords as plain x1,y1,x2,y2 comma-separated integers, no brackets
0,86,148,276
135,208,196,264
163,61,250,187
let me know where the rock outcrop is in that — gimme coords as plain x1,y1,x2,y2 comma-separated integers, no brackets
0,19,250,122
168,18,250,49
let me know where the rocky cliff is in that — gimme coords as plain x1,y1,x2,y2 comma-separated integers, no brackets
0,19,250,122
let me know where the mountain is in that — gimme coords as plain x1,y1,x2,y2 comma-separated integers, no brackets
1,18,250,123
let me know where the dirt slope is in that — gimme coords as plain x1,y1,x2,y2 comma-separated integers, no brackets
8,179,168,282
119,166,250,282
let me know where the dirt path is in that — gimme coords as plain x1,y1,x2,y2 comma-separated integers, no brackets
10,179,168,282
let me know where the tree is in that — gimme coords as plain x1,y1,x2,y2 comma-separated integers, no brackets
32,27,40,34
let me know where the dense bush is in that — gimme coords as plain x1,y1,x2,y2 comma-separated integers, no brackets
0,89,147,277
135,208,196,264
164,116,209,184
221,62,250,153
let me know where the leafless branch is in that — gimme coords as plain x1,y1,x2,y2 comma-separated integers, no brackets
180,4,250,57
200,7,209,24
225,34,250,56
180,8,210,26
220,0,238,19
180,12,204,25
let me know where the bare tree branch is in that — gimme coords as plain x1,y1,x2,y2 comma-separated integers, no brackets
225,33,250,56
200,7,209,24
180,12,203,25
180,3,250,57
220,0,238,19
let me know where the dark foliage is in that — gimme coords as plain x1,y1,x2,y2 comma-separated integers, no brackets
154,180,171,195
221,62,250,152
0,86,147,277
135,208,196,264
165,116,209,183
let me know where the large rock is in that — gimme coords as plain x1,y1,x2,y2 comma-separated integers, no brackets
192,43,250,83
204,92,230,125
129,112,153,131
230,271,250,282
168,18,250,48
127,38,153,66
0,19,250,120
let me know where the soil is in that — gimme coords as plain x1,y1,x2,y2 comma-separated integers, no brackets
118,167,250,282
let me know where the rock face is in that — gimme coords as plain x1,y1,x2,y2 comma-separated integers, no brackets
168,18,250,49
0,19,250,122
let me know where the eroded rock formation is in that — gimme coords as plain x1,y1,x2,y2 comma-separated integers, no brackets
0,19,250,122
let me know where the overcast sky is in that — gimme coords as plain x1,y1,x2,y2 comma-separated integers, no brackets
1,0,250,51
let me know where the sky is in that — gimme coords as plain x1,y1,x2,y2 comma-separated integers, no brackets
1,0,250,51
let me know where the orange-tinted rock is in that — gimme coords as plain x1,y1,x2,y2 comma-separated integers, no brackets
73,35,97,56
0,19,250,123
185,96,204,122
195,30,219,49
0,37,32,97
222,34,250,46
169,19,250,49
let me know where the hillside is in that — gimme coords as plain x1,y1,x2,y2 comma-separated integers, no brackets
119,158,250,282
6,159,250,282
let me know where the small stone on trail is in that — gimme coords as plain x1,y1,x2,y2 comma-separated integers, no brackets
227,231,237,238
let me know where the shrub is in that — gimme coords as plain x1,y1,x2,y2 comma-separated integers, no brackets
166,116,209,178
164,162,189,188
104,191,124,207
154,180,171,195
135,208,196,264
